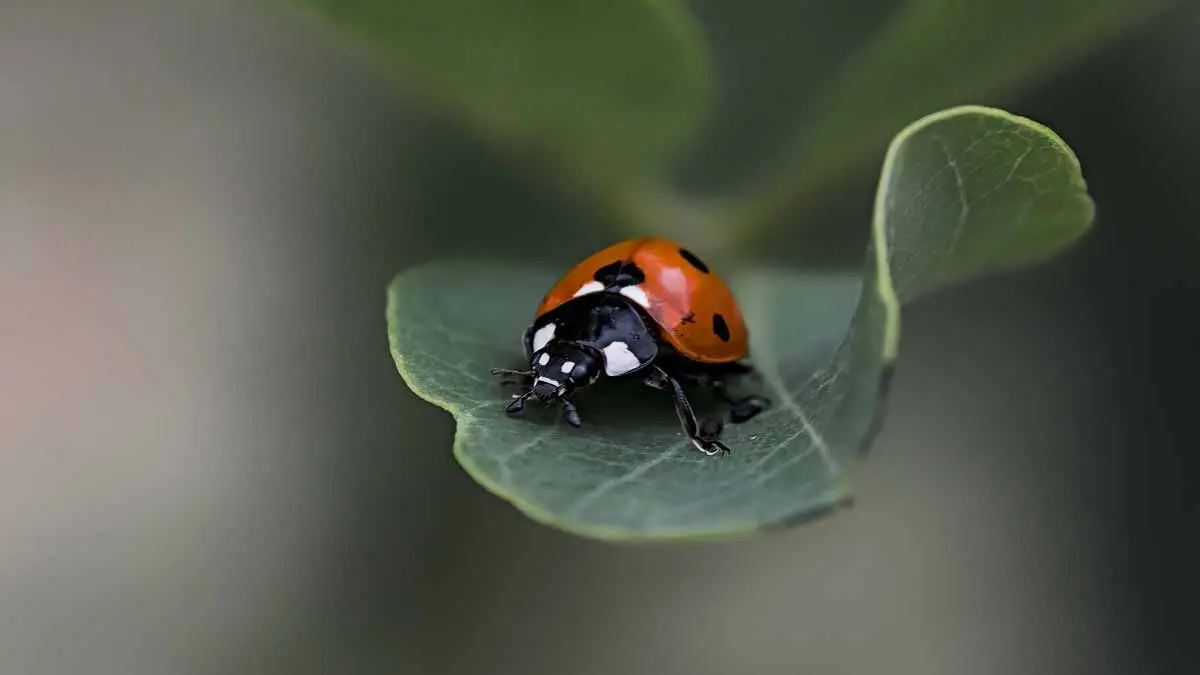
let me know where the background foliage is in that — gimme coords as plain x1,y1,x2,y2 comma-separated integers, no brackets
3,1,1198,674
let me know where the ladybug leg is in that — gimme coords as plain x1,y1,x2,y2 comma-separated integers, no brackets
728,397,770,424
505,390,533,415
698,417,725,445
561,398,583,428
647,365,730,456
707,377,770,425
522,326,535,361
641,373,668,390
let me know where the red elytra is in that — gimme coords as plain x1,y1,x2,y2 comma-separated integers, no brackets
535,236,749,364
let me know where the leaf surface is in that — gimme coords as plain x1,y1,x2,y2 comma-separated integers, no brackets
386,106,1094,540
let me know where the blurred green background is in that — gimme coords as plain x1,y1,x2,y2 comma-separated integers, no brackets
1,1,1197,673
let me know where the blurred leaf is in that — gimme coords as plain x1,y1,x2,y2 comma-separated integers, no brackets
385,106,1094,541
737,0,1166,238
291,0,709,183
671,0,898,191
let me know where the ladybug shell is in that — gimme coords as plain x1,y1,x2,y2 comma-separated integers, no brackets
535,237,749,364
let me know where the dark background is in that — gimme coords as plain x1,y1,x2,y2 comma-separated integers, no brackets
1,2,1196,674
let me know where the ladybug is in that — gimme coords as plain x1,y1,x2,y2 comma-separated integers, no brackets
489,237,770,455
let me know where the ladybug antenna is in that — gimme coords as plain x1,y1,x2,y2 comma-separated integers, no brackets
490,367,533,377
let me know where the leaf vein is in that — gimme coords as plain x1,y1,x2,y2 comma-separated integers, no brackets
934,133,971,253
746,276,840,475
568,444,684,518
494,427,557,487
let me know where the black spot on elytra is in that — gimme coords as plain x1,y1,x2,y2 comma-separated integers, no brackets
678,248,710,273
712,313,730,342
593,260,645,287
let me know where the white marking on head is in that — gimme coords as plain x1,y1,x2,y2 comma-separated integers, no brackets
601,341,643,376
535,376,561,388
537,352,550,366
532,322,556,352
560,360,576,374
619,285,650,309
573,281,604,297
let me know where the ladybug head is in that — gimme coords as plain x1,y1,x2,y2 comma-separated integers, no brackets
500,341,603,426
527,341,602,402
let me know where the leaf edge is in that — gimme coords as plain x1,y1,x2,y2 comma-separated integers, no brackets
876,103,1096,304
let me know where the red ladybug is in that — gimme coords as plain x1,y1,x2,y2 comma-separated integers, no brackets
490,237,770,455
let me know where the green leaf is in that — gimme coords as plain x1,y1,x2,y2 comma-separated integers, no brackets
385,106,1094,541
290,0,709,182
737,0,1165,236
880,106,1095,301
